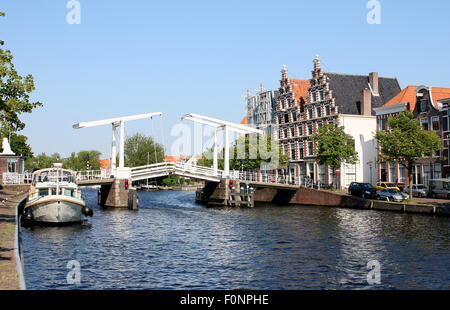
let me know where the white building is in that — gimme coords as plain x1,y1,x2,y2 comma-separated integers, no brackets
338,114,377,188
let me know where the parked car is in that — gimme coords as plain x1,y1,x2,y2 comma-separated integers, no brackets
395,183,407,191
376,188,406,202
403,184,428,198
428,179,450,199
375,182,400,191
348,182,377,199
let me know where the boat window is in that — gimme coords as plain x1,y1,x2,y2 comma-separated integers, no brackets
64,189,74,197
39,189,49,197
51,188,57,195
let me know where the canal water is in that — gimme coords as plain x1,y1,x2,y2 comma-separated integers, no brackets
21,189,450,290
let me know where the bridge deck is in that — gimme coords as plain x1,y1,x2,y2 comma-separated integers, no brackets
77,178,115,186
244,181,300,191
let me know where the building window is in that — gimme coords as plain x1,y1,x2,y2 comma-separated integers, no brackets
379,118,387,131
277,115,282,125
299,143,304,159
311,92,317,103
290,127,295,137
278,129,282,139
284,114,289,123
291,144,296,160
432,116,440,131
421,118,429,131
319,90,324,102
284,129,288,138
308,109,313,119
308,142,314,156
318,165,326,183
399,165,406,183
292,113,297,122
7,159,17,173
298,125,303,136
424,165,431,185
318,121,323,129
283,145,288,155
433,163,441,179
443,116,449,132
325,105,331,116
307,124,313,136
420,100,429,113
316,106,322,118
389,163,396,183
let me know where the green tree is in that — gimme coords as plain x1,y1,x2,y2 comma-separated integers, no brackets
63,150,101,171
1,12,43,154
124,133,165,167
375,111,441,199
198,135,288,171
313,124,359,188
0,132,33,157
25,153,61,170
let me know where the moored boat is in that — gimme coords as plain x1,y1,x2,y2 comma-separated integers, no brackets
23,163,93,225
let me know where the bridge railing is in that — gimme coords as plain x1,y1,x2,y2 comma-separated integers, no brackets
174,162,221,178
234,170,321,187
76,169,112,181
1,172,33,185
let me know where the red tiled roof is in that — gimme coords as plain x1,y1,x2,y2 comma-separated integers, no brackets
384,86,418,111
240,116,249,124
384,86,450,111
99,159,111,170
432,87,450,105
290,79,310,103
164,155,202,163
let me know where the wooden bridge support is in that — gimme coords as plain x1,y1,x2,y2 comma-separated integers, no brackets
196,179,253,207
99,178,137,209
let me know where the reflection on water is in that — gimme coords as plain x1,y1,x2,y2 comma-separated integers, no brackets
21,189,450,290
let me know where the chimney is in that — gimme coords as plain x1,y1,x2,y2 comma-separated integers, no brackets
369,72,379,96
361,88,372,116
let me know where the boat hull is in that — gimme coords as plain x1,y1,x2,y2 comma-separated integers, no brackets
25,197,86,224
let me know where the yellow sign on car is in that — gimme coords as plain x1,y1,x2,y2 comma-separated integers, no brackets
375,182,400,191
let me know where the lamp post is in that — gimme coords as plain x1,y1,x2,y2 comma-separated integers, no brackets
367,160,373,184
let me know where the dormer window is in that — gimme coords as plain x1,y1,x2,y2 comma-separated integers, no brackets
420,100,429,113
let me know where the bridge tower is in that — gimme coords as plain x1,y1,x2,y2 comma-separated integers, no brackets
73,112,163,208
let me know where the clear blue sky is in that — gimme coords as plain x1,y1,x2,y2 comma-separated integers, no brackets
1,0,450,158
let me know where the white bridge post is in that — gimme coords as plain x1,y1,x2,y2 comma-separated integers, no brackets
111,123,118,175
213,128,218,176
119,120,125,168
224,125,229,178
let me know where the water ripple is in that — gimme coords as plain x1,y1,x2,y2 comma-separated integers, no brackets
21,189,450,290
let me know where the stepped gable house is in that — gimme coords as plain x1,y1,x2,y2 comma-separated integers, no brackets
275,55,401,187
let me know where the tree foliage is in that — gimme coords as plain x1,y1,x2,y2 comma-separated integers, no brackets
24,150,101,171
198,135,288,171
313,123,359,171
63,150,102,171
375,111,441,197
25,153,61,170
124,133,165,167
0,12,43,157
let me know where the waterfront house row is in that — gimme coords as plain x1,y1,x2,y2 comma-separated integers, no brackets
374,86,450,186
244,55,401,188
